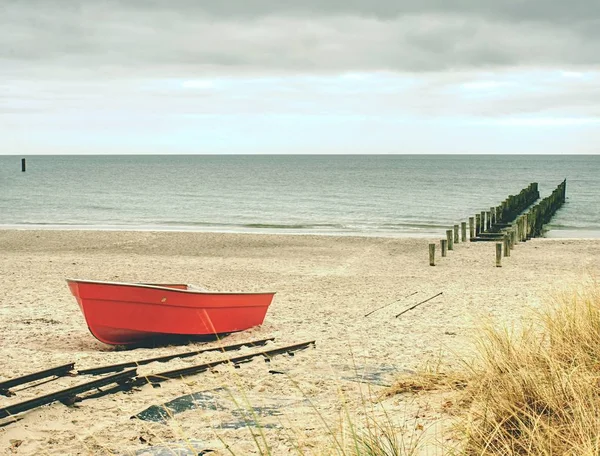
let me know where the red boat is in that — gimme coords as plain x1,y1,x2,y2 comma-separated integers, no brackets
66,279,275,346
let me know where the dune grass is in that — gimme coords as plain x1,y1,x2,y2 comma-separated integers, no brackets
456,281,600,455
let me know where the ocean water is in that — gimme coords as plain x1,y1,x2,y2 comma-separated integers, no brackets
0,155,599,238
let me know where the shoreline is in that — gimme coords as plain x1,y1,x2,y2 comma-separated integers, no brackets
2,230,600,454
1,224,600,240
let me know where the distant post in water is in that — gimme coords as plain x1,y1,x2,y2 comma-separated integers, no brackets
469,217,475,239
429,243,436,266
441,239,448,257
496,243,502,267
446,229,454,251
453,225,459,244
461,222,467,242
21,158,26,172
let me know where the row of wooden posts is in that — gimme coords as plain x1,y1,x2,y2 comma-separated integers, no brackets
470,182,540,241
528,179,567,237
428,180,567,267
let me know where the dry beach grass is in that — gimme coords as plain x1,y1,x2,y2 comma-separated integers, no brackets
457,281,600,455
0,230,599,455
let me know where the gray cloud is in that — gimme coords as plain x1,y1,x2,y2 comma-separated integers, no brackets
1,0,599,77
2,0,600,131
49,0,600,24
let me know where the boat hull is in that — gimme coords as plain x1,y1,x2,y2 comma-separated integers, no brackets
67,280,275,346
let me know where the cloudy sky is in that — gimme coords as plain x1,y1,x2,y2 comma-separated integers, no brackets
1,0,599,154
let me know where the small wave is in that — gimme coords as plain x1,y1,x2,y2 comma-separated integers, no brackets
243,223,339,230
10,221,80,226
85,204,118,211
379,222,448,230
159,220,234,227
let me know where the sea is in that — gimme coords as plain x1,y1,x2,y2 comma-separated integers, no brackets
0,155,599,238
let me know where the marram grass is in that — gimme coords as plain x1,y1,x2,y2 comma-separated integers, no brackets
457,281,600,455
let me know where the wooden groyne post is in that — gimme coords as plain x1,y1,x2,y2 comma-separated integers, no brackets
480,211,486,234
504,235,510,257
21,158,26,172
446,229,454,251
429,244,436,266
441,239,448,257
518,216,527,241
461,222,467,242
496,243,502,267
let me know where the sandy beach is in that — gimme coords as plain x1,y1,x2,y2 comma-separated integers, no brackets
1,230,599,455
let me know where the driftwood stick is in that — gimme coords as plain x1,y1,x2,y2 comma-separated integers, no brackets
395,292,443,318
364,291,419,317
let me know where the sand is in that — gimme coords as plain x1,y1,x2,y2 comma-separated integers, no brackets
1,230,599,455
